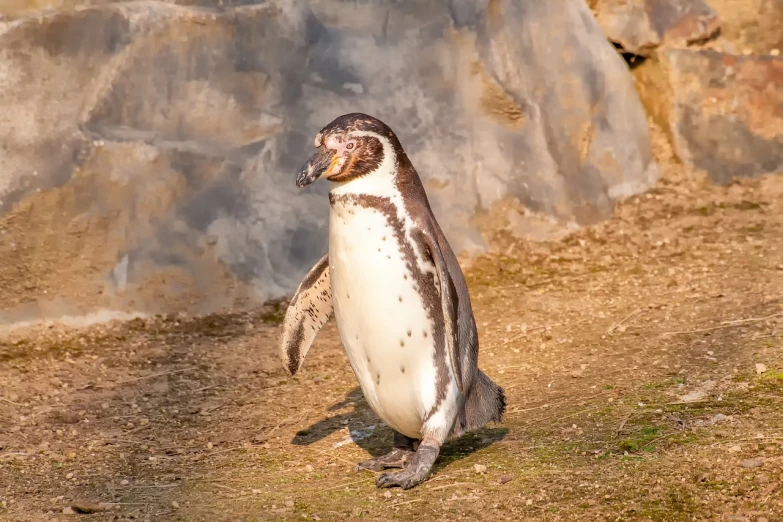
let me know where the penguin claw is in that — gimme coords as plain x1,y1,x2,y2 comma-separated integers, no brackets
375,468,429,490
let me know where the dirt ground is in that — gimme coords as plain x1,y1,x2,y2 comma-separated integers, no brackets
2,137,783,521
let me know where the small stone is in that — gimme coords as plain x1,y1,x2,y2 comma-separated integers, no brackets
758,517,769,522
66,473,74,479
71,502,105,514
497,475,513,484
206,442,213,450
771,49,780,57
58,411,80,424
382,491,392,499
755,363,767,375
526,499,533,506
171,501,180,509
62,507,76,515
474,464,487,474
285,500,295,508
740,458,764,468
305,464,314,473
728,445,742,453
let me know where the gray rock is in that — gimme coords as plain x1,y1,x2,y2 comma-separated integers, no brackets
591,0,721,56
0,0,656,324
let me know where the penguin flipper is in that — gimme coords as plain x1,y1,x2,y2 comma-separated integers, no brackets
419,228,467,394
280,254,333,376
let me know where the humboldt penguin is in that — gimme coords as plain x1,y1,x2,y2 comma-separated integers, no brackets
280,113,506,489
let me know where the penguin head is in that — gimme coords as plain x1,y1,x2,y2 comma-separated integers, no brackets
296,113,399,188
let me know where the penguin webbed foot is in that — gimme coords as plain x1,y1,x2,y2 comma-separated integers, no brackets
376,439,440,490
355,430,417,472
355,448,414,472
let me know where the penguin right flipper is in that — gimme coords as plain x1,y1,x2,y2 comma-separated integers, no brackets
280,254,333,376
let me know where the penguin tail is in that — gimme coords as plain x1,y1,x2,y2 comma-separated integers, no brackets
451,369,506,439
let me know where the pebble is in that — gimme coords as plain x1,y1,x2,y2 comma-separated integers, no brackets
171,501,180,509
755,363,767,375
497,475,513,485
285,500,295,508
58,411,80,424
728,445,742,453
71,502,105,514
62,507,76,515
66,473,74,479
474,464,487,474
305,464,314,473
740,458,764,468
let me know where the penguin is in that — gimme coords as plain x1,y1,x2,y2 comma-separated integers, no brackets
280,113,506,490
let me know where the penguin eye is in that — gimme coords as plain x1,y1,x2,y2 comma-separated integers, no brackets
346,142,355,150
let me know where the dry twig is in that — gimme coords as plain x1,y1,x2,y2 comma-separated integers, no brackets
661,312,783,336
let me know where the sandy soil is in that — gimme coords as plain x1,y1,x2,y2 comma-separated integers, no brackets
1,132,782,522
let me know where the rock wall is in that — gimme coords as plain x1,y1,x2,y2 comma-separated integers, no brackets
0,0,658,324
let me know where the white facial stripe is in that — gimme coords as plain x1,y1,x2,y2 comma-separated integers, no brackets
314,133,323,147
325,135,342,151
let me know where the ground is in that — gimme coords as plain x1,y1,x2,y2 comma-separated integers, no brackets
1,140,783,522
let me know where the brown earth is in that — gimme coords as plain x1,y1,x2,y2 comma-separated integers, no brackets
1,119,782,522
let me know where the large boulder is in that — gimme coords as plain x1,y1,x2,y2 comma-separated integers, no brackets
0,0,656,324
635,49,783,184
590,0,721,56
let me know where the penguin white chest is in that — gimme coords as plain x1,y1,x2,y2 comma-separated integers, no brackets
328,202,438,439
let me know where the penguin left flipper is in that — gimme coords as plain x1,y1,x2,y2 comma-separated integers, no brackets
280,254,333,376
418,223,478,395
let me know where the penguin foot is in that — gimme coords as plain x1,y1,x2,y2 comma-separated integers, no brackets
355,448,415,472
375,439,440,490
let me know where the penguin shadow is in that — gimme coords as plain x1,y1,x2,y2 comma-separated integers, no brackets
292,387,508,469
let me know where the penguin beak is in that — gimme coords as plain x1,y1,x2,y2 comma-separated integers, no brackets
296,148,336,188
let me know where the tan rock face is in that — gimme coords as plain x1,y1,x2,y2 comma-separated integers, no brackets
0,0,656,323
637,49,783,184
591,0,721,56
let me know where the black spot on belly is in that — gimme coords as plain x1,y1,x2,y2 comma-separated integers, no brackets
407,329,411,337
404,274,408,280
398,296,402,302
423,330,428,338
400,339,405,347
376,373,381,385
400,365,405,374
